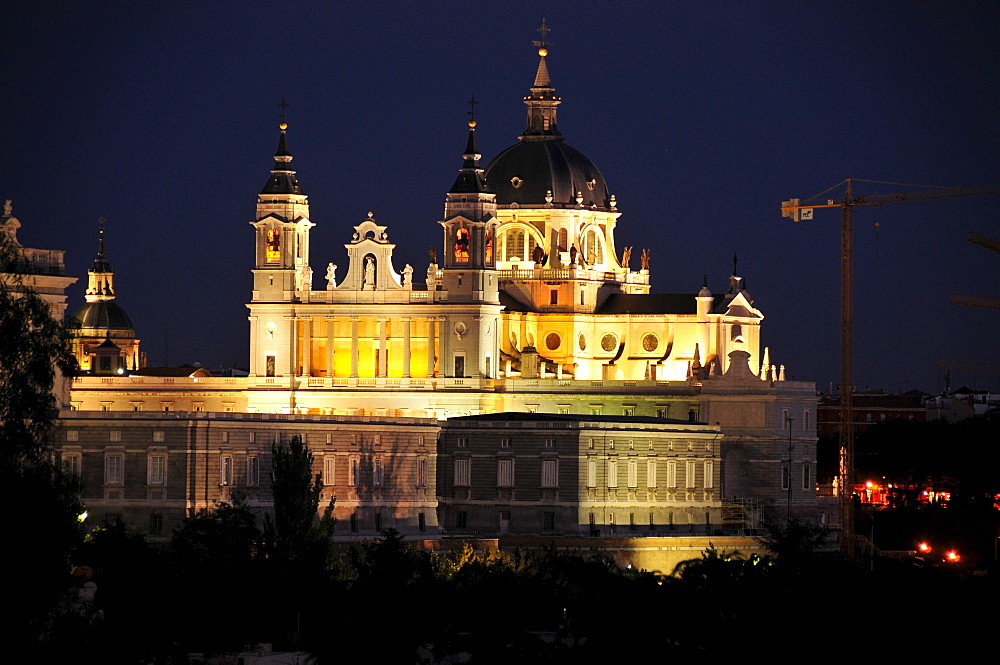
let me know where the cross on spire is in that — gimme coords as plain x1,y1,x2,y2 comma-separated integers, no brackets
533,18,551,48
466,96,479,124
278,98,289,124
732,252,739,276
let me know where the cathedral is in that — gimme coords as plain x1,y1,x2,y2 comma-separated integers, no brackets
47,31,822,550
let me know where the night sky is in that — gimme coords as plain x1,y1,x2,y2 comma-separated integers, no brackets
3,1,998,394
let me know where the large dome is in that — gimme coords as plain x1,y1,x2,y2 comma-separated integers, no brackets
71,300,135,331
484,140,611,209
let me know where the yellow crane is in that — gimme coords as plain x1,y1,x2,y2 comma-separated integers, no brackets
780,179,1000,556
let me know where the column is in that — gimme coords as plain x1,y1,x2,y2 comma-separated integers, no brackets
302,317,312,377
438,316,450,377
285,316,297,376
378,317,388,378
402,316,412,378
426,317,436,377
326,317,335,378
350,317,359,378
248,316,258,376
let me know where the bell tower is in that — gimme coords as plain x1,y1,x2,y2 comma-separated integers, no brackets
250,107,314,304
438,102,500,304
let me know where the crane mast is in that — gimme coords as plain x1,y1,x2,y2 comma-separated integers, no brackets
781,178,1000,557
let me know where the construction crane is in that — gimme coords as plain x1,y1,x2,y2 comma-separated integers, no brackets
951,232,1000,310
780,179,1000,557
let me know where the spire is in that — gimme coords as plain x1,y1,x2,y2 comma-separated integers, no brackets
520,20,563,141
261,100,304,195
85,218,115,302
449,97,490,193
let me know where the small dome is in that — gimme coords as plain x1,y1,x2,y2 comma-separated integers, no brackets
484,140,610,209
70,300,135,331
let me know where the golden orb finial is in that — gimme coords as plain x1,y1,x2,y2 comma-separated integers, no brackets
279,122,288,131
538,47,548,57
468,119,477,128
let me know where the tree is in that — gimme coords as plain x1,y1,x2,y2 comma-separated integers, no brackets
264,435,335,565
1,232,84,655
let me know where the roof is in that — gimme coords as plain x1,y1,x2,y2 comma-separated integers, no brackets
70,300,135,331
595,293,727,315
260,130,304,195
131,366,212,378
484,140,610,208
448,412,709,427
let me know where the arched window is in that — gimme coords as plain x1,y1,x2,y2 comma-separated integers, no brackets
557,228,568,252
454,227,470,263
266,228,281,262
504,229,525,262
484,230,493,263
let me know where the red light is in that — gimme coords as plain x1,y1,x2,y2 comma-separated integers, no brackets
917,542,931,554
944,550,960,563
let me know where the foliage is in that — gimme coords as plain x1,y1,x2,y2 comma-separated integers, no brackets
263,435,335,567
0,234,77,466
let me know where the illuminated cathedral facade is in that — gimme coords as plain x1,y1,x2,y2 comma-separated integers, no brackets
58,33,823,543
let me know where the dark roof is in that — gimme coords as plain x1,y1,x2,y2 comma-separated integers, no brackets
595,293,727,315
260,130,304,195
484,140,610,208
449,127,491,194
448,412,708,426
70,300,134,331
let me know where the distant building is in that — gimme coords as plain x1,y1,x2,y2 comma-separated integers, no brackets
817,391,927,437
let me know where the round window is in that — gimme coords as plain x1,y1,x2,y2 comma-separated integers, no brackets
601,333,618,352
545,332,561,351
642,334,658,352
578,333,587,351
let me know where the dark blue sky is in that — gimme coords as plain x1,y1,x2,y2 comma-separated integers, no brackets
3,1,998,393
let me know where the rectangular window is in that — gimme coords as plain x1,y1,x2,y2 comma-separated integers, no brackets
147,455,166,486
588,438,595,450
247,456,260,487
66,430,79,442
221,431,230,444
456,511,467,529
623,407,635,417
350,513,358,532
320,456,334,486
543,511,555,531
349,457,360,487
782,408,790,429
544,438,555,448
646,459,657,488
375,512,382,531
541,459,558,488
149,514,163,536
62,453,82,477
656,408,667,419
802,463,811,491
454,458,470,486
629,512,636,530
607,459,618,488
686,460,697,488
248,432,256,444
497,458,514,487
781,462,790,491
803,409,811,431
418,512,426,532
667,460,677,488
152,430,165,443
373,457,384,487
501,437,510,448
627,459,638,488
109,430,122,443
220,455,233,486
587,458,597,488
457,437,468,448
417,457,428,487
266,355,276,377
549,289,558,305
104,454,123,485
704,460,714,489
454,355,465,378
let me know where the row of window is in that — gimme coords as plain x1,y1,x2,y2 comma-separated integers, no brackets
781,462,812,491
451,457,715,490
65,429,426,447
780,408,813,431
455,436,712,452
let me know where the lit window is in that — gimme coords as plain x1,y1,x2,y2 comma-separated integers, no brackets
323,456,336,486
147,455,166,486
497,458,514,487
454,458,470,486
247,457,260,487
104,454,123,485
220,455,233,486
541,459,558,488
